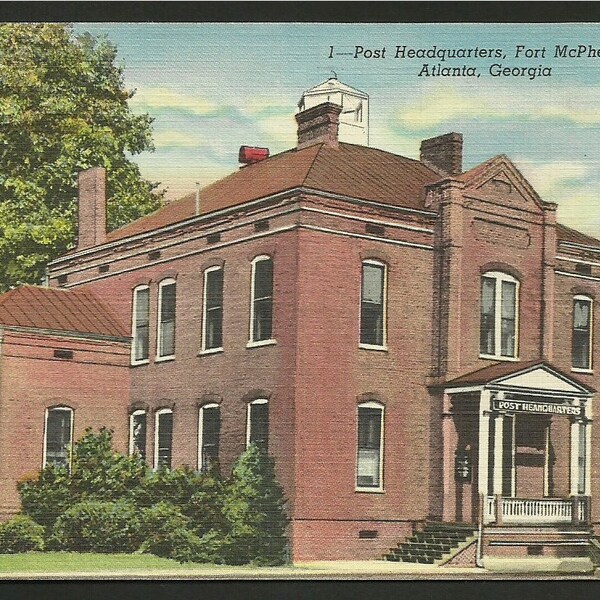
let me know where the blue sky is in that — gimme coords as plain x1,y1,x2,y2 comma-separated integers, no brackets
75,23,600,236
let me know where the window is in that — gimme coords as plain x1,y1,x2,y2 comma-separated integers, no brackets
202,266,223,352
249,256,274,345
44,407,73,468
360,260,386,348
198,404,220,472
157,279,176,359
356,402,384,490
132,285,150,364
129,410,147,461
480,271,519,359
573,296,593,370
155,408,173,469
246,399,268,451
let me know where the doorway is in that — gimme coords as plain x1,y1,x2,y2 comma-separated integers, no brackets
514,414,551,498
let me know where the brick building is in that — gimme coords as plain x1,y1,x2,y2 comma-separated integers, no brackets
2,77,600,570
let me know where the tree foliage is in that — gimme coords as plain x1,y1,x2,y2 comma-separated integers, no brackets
0,23,163,290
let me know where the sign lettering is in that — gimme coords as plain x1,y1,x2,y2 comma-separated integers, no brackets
492,399,581,416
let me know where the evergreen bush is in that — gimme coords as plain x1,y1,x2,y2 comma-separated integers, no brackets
0,515,44,553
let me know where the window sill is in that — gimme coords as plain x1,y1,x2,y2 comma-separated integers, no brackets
199,347,224,356
130,359,150,367
246,339,277,349
355,487,385,494
479,354,519,362
359,344,388,352
572,367,593,374
155,355,175,363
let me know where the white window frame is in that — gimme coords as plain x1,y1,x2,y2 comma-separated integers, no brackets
198,403,220,471
131,285,150,366
43,406,73,468
247,255,276,348
572,295,593,373
201,266,224,355
479,271,520,361
129,409,147,458
154,408,173,469
156,278,176,361
246,398,269,449
355,400,384,493
359,259,388,351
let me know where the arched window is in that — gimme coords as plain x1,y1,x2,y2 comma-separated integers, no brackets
129,409,147,460
202,266,224,352
198,403,220,472
154,408,173,469
248,256,274,346
480,271,519,359
356,401,384,491
246,398,269,451
44,406,73,468
360,260,387,349
572,295,593,371
156,278,176,360
131,285,150,364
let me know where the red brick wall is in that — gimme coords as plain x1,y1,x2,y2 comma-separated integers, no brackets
0,330,129,518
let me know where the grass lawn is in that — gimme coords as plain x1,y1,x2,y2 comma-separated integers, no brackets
0,552,215,573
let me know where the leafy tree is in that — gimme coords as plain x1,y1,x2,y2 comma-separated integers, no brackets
0,23,163,290
222,444,290,565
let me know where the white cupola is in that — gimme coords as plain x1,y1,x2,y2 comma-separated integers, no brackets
298,75,369,146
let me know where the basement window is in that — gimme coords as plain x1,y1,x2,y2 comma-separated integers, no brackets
206,233,221,244
148,250,161,261
53,349,73,360
98,264,110,273
57,274,68,286
358,530,378,539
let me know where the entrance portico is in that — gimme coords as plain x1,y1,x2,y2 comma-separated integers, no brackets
442,361,594,528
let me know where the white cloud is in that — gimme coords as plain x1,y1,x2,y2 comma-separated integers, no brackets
555,190,600,236
518,160,593,199
153,130,203,149
131,87,220,116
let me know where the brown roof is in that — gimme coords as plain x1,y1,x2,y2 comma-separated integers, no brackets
446,359,595,392
106,142,440,243
556,223,600,249
0,285,129,338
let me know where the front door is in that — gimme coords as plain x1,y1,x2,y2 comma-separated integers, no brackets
514,414,551,498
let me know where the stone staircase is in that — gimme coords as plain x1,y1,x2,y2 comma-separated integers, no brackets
384,522,477,564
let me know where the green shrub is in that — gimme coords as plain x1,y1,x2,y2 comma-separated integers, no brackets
0,515,44,553
222,444,289,565
50,500,142,553
131,465,206,509
18,464,72,528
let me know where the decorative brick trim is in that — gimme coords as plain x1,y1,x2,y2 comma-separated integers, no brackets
480,261,523,281
242,389,273,403
197,393,222,407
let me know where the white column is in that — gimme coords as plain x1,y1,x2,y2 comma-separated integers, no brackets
584,400,592,497
570,416,580,496
493,413,504,496
478,390,492,496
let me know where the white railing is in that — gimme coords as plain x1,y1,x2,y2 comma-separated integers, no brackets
483,496,589,525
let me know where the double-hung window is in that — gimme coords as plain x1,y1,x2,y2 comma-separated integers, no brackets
249,256,274,345
155,408,173,469
360,260,386,349
129,409,147,461
44,407,73,468
202,266,224,352
246,399,269,451
572,295,593,371
356,402,384,491
131,286,150,364
480,271,519,359
157,279,176,360
198,403,220,472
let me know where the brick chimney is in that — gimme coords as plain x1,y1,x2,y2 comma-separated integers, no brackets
77,166,107,250
420,132,463,176
295,102,342,149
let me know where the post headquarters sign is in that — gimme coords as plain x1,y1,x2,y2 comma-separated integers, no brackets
493,399,582,416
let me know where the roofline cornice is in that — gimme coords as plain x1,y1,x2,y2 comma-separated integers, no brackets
49,187,438,266
0,324,130,343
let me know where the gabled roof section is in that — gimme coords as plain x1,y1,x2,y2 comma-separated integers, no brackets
106,142,440,243
0,285,129,339
456,154,545,211
446,360,595,394
556,223,600,250
302,77,368,99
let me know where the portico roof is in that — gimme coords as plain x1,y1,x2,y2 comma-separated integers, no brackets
446,360,595,395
